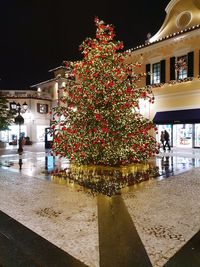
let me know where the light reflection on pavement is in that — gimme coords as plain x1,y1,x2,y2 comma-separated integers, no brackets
0,144,200,182
155,155,200,180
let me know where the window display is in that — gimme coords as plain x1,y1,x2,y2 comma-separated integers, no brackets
195,124,200,147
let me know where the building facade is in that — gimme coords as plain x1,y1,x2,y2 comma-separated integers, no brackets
0,89,52,143
128,0,200,148
0,63,72,145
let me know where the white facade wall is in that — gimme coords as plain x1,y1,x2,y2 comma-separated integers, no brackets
0,90,52,143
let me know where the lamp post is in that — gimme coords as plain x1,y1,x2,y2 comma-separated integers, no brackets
10,101,28,154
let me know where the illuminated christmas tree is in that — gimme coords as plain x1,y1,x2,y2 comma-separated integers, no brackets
51,18,159,166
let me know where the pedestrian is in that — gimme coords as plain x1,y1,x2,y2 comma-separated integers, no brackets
160,131,165,151
164,130,171,151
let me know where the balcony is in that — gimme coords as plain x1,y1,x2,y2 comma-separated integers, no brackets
0,90,52,100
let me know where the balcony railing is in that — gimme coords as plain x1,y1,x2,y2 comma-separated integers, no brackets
0,91,52,100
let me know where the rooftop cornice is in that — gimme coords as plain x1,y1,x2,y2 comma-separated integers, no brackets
30,77,69,88
48,66,66,72
127,24,200,53
165,0,181,14
30,78,57,87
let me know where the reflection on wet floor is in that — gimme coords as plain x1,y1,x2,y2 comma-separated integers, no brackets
0,152,69,180
155,155,200,180
0,150,200,184
52,163,159,196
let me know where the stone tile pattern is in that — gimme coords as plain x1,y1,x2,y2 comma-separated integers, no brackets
122,167,200,267
0,169,99,267
0,166,200,267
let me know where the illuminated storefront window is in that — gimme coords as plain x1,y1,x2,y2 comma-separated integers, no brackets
36,125,49,142
156,123,200,148
195,124,200,147
173,124,192,148
8,125,27,142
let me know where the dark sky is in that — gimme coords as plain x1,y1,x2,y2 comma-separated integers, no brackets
0,0,170,90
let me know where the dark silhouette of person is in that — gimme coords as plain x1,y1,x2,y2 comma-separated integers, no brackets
164,130,171,151
18,158,23,170
161,156,171,177
160,131,165,151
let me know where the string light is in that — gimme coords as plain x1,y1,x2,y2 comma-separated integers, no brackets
130,24,200,51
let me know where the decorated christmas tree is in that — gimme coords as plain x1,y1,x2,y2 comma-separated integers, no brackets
51,18,159,166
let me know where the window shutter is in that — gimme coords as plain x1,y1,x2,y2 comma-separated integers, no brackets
170,57,175,80
37,103,40,112
160,60,166,83
146,64,151,85
187,51,194,77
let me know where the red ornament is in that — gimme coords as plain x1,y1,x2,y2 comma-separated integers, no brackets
102,127,109,133
95,113,102,121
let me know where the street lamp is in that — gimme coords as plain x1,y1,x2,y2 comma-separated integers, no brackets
10,101,28,154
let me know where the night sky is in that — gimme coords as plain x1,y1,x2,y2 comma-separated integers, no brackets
0,0,170,90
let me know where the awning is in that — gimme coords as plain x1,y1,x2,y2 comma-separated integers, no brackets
153,109,200,124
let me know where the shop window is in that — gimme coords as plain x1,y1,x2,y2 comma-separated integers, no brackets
37,103,48,114
195,124,200,147
173,124,192,148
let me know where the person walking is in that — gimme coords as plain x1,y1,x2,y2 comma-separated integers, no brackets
164,130,171,151
160,131,165,151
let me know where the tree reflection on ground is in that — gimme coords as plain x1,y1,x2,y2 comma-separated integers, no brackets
51,163,159,197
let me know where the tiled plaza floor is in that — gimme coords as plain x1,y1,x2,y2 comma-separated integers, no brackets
0,143,200,267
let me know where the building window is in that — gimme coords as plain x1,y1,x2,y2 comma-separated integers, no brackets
176,11,192,29
175,55,188,80
37,103,48,114
146,60,165,85
152,62,161,84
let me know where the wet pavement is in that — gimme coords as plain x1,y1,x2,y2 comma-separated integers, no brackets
1,143,200,182
154,152,200,179
0,143,69,180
